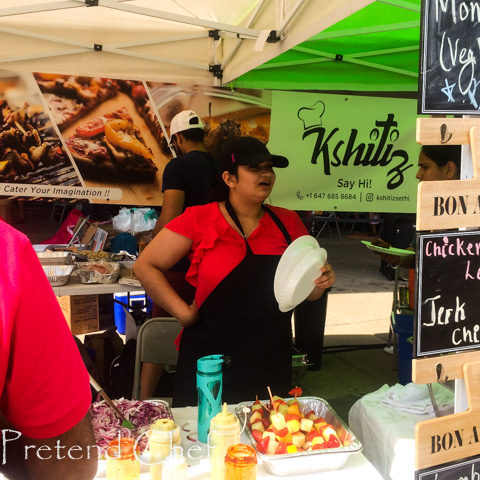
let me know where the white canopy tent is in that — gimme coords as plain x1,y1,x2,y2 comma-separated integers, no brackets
0,0,372,85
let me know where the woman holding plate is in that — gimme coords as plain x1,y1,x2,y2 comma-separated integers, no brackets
134,136,336,406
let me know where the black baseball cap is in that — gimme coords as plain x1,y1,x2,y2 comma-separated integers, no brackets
218,136,289,173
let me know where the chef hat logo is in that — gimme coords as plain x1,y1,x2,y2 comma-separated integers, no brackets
297,101,325,130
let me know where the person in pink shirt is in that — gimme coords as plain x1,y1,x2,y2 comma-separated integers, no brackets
0,219,97,479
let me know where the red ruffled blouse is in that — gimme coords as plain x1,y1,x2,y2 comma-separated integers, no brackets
165,202,308,308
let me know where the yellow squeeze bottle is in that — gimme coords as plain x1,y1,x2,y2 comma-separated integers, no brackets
209,403,241,480
148,419,181,480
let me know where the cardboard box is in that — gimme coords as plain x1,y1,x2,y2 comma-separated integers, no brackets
57,295,99,335
91,226,108,252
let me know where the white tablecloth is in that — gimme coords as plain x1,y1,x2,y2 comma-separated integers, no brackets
348,384,454,480
52,277,141,296
0,404,383,479
93,405,384,479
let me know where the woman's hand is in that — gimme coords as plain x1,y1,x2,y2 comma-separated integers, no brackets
370,236,401,266
307,262,336,301
178,300,199,327
315,262,336,290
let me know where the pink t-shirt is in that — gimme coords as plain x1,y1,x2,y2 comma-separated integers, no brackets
0,219,91,438
166,202,308,307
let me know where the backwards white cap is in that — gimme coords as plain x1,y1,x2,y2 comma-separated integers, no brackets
169,110,204,136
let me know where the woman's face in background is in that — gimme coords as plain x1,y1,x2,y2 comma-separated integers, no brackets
415,152,456,182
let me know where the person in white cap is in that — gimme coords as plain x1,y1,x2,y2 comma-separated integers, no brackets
141,110,217,399
154,110,217,234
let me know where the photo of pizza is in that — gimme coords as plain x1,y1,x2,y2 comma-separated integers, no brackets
34,73,119,130
0,98,80,186
117,80,162,144
34,74,170,205
65,107,157,181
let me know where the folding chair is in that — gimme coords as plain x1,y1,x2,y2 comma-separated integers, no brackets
132,317,182,401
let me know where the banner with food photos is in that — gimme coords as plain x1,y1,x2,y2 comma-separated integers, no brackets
268,91,419,213
0,72,271,206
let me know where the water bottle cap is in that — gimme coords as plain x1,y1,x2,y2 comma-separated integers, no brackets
197,354,224,373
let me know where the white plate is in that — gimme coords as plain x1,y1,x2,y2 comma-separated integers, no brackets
279,248,327,312
274,235,320,302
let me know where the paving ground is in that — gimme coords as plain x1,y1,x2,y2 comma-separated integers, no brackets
297,233,400,420
13,201,402,421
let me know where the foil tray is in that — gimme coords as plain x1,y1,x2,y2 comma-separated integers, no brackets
37,251,71,265
77,262,121,284
235,396,362,476
42,264,75,286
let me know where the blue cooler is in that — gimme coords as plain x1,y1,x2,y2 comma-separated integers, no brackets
392,313,414,385
113,291,152,334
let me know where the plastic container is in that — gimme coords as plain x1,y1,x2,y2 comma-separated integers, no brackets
393,313,414,385
113,291,152,334
209,402,241,480
235,397,362,476
197,354,224,444
106,437,140,480
162,446,187,480
148,419,181,480
225,444,257,480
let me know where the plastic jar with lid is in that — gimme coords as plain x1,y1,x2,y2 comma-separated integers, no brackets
209,403,240,480
225,444,257,480
106,437,140,480
148,419,181,480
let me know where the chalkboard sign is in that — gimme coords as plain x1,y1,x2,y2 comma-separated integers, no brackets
419,0,480,114
415,230,480,356
416,455,480,480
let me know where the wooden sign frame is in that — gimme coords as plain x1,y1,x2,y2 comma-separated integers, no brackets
413,350,480,384
414,117,480,381
416,362,480,470
416,454,480,479
414,115,480,474
416,119,480,231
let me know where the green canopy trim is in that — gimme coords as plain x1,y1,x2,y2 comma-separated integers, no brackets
231,0,421,92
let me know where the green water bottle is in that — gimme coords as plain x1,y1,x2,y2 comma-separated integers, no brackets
197,354,224,444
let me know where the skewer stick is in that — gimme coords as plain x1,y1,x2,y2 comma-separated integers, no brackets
257,394,270,412
267,386,277,413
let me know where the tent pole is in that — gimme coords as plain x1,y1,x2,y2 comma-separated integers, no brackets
375,0,421,12
255,44,417,71
0,1,81,17
345,57,417,77
254,58,331,70
0,0,130,17
278,0,308,39
103,46,207,70
313,21,419,40
93,0,262,39
0,25,91,48
1,49,89,63
222,0,270,70
110,33,208,49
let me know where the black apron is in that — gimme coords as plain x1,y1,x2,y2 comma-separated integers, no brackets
172,200,293,407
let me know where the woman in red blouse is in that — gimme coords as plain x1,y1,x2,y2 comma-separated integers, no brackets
134,136,335,406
